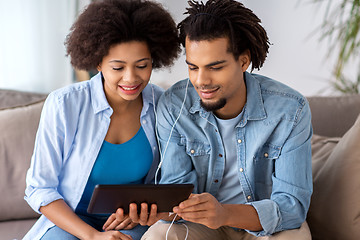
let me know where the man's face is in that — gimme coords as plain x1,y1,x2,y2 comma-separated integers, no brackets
185,37,250,119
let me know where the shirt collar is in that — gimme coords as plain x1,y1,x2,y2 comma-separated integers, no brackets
140,83,154,117
189,72,267,122
89,72,111,114
244,71,267,121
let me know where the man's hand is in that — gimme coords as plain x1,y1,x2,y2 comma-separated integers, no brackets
119,203,171,226
173,193,228,229
103,208,138,231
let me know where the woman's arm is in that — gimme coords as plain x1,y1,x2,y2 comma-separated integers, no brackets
40,199,131,240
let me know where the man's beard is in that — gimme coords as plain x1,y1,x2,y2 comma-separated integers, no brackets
200,98,227,112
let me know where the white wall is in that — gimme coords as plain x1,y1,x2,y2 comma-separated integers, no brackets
0,0,348,96
0,0,77,93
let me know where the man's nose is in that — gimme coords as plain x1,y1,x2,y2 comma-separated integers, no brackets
195,69,210,86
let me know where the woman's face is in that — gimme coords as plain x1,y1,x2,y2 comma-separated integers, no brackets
98,41,152,103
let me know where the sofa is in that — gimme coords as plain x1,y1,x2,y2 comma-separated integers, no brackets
0,88,359,240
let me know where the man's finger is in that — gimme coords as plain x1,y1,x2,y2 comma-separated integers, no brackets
103,213,116,230
123,222,138,230
115,208,126,221
146,204,159,225
178,193,206,209
128,203,139,223
139,202,149,225
115,217,132,230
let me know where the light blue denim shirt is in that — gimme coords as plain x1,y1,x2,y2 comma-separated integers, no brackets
157,72,313,236
23,72,163,240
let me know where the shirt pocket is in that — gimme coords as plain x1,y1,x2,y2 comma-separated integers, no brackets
181,137,211,175
254,143,281,193
180,137,211,156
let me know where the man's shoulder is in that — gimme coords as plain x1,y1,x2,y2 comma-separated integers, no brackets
251,73,307,106
165,79,193,95
159,79,198,108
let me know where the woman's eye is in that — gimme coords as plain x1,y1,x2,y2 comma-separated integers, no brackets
137,65,147,69
112,67,123,71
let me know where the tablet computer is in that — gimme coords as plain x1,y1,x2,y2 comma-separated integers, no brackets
87,184,194,214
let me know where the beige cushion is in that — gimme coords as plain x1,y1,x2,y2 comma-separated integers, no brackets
0,219,37,240
307,114,360,240
0,101,44,221
0,89,46,110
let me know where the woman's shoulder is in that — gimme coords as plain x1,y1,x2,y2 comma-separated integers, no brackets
49,81,91,102
45,81,91,111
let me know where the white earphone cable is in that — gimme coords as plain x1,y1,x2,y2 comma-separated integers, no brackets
154,78,190,184
150,79,190,240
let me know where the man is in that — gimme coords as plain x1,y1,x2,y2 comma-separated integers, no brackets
133,0,313,239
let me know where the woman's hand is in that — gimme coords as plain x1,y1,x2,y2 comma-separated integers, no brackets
103,208,138,231
90,230,133,240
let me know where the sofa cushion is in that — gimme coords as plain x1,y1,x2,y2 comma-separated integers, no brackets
0,218,37,240
0,89,46,110
307,114,360,240
0,101,44,221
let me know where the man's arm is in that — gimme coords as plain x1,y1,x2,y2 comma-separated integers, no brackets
173,193,262,231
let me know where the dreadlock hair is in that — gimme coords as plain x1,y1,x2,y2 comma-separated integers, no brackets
178,0,270,71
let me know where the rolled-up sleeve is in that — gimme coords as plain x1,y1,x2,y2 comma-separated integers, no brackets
24,93,65,213
247,100,313,236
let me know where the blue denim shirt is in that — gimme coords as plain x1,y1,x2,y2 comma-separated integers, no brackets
23,72,163,240
156,72,313,236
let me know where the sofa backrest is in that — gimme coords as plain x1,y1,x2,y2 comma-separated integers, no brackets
307,95,360,137
0,90,46,221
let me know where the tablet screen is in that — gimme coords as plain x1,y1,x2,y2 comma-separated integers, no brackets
87,184,194,214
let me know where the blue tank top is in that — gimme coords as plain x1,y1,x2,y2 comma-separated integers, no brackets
75,126,153,214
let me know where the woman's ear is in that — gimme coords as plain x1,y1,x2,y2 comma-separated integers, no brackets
239,49,251,72
97,65,102,72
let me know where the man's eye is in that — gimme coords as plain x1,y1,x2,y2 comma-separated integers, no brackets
188,66,197,71
210,66,223,71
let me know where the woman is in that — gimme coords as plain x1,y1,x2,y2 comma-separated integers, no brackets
23,0,180,239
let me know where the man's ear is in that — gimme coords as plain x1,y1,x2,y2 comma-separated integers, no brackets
239,49,251,72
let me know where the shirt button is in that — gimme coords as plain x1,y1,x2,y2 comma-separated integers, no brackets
214,179,219,183
142,120,147,124
219,154,223,157
247,195,251,200
215,129,218,132
237,139,242,143
264,153,269,158
153,146,156,150
190,149,195,154
239,168,244,172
